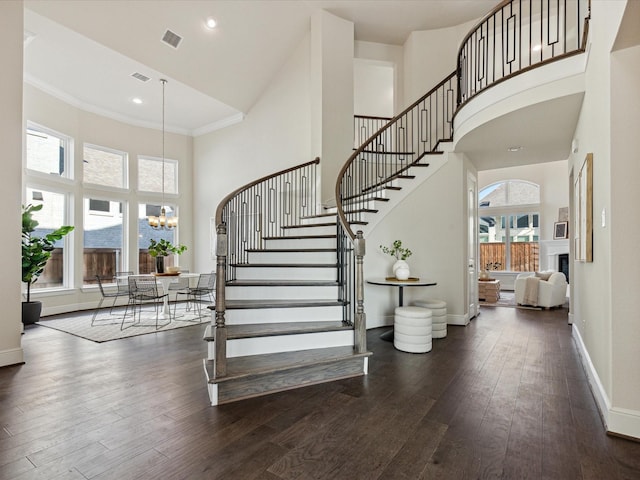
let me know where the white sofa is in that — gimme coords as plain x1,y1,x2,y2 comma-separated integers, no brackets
514,272,568,308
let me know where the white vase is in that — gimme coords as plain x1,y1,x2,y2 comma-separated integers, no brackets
393,260,411,280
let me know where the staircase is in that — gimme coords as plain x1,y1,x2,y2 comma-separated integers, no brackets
205,0,592,406
205,159,371,405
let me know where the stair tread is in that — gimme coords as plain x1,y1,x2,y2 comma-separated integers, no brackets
204,321,351,341
227,280,340,287
357,149,415,155
282,223,336,229
263,234,336,240
206,346,371,384
226,299,347,309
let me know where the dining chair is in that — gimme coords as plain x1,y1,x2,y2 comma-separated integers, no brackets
92,273,132,326
122,275,171,330
173,272,215,321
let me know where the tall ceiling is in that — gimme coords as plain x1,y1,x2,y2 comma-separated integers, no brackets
23,0,500,136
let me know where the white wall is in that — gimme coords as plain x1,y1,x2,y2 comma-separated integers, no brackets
311,11,354,204
403,19,477,108
610,43,640,419
569,0,640,438
364,154,468,329
355,40,404,113
354,60,393,118
0,0,24,367
193,32,313,274
22,84,194,315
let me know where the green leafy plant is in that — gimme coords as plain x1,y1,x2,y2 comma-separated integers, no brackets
22,204,74,302
380,240,412,261
148,238,187,257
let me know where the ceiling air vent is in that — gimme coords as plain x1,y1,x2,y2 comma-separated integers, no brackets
131,72,150,82
162,29,182,49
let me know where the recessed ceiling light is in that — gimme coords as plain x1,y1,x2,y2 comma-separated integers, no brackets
205,17,217,30
132,97,143,105
507,146,523,152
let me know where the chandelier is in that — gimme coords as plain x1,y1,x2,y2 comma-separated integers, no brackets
148,78,178,229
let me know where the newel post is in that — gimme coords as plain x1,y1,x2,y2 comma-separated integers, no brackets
214,223,228,378
354,231,367,353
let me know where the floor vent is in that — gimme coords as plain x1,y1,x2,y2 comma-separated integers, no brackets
162,29,182,49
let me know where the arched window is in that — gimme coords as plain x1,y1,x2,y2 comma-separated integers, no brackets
479,180,540,272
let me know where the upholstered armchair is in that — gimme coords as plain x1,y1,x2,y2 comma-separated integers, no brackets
514,272,568,308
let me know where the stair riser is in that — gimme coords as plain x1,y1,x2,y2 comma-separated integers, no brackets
280,225,336,236
223,305,344,324
247,251,336,263
264,237,336,249
234,267,337,281
226,285,340,300
208,330,354,359
299,216,337,225
208,357,368,405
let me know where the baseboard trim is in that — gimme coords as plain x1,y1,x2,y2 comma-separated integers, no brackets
572,326,640,440
0,347,25,367
447,313,469,326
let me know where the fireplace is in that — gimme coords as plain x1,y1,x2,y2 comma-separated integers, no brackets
558,253,569,283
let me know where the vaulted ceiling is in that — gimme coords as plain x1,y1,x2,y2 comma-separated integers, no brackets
23,0,500,136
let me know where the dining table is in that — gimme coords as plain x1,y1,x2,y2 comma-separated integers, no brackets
118,272,199,318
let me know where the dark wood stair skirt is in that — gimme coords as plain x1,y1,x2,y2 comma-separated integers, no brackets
204,346,372,405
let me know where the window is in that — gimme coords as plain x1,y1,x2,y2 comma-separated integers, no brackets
138,157,178,194
479,181,540,272
25,187,73,290
26,123,71,178
83,197,125,285
83,144,128,189
138,203,178,274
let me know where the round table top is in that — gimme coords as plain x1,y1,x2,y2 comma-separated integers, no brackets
367,277,437,287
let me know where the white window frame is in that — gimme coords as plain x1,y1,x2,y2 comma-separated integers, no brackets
137,156,179,195
82,143,129,190
25,121,74,181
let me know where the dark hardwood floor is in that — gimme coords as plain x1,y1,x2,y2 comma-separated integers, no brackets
2,305,640,479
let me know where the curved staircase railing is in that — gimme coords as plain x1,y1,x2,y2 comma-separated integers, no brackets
335,0,591,342
213,158,320,378
457,0,591,108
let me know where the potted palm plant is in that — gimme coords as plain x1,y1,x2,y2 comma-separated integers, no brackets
147,238,187,273
22,204,74,324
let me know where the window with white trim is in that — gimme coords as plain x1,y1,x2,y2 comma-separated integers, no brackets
26,123,71,178
479,180,540,272
83,143,128,189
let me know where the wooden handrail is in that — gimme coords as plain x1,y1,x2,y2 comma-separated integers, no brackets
213,157,321,378
214,157,320,225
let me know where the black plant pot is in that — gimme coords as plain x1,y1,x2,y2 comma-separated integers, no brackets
22,301,42,325
155,256,165,274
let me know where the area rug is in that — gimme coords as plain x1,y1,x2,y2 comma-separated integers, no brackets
479,291,542,310
37,307,208,343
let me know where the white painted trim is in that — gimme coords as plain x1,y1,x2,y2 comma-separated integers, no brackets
573,326,640,440
0,347,25,367
192,113,245,137
572,327,612,420
203,359,218,406
447,313,469,326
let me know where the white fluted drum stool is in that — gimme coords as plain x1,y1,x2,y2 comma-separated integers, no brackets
413,299,447,339
393,306,432,353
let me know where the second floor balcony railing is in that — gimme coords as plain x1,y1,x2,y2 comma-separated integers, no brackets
457,0,590,108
